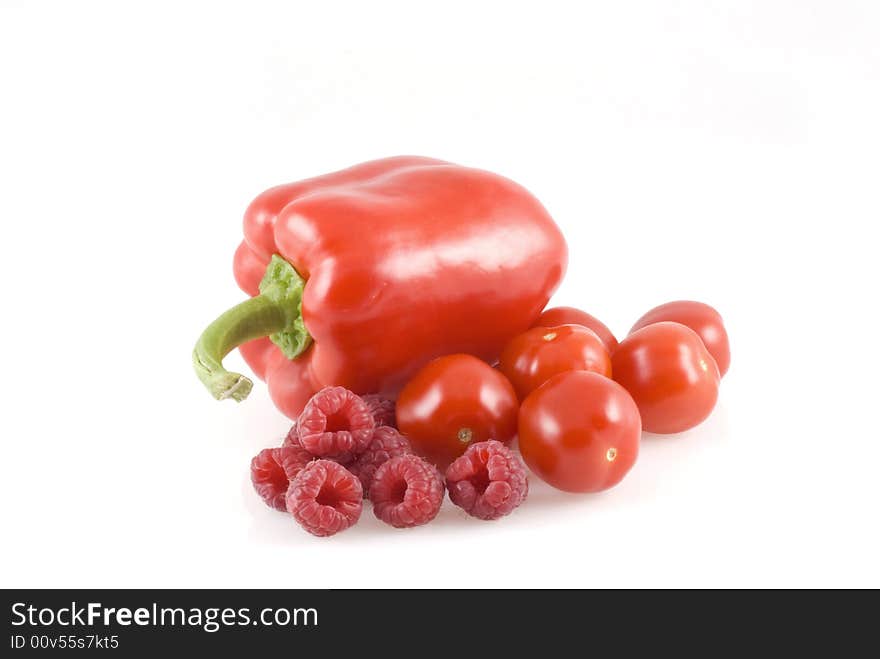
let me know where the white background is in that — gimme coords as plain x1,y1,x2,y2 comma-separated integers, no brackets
2,0,878,588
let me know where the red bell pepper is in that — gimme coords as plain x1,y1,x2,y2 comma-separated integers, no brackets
193,156,567,419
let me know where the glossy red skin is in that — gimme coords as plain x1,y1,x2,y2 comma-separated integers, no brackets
629,301,730,377
612,322,720,434
518,371,640,493
498,324,612,400
396,354,519,469
234,157,567,419
535,306,618,354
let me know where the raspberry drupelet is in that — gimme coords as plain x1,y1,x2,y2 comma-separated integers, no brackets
281,421,298,446
362,394,397,429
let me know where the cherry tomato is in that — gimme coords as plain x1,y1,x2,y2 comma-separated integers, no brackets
396,354,518,468
518,371,640,493
629,301,730,377
498,324,611,400
535,306,618,354
612,322,719,434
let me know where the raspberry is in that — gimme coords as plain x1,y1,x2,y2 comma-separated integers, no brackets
445,440,528,520
348,426,411,497
297,387,375,462
250,445,314,511
281,421,299,447
370,454,445,528
363,394,397,428
286,460,363,537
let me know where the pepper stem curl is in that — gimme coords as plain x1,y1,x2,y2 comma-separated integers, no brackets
192,255,312,402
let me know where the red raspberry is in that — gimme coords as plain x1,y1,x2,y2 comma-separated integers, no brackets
370,454,445,528
286,460,363,537
250,445,314,511
348,426,411,497
297,387,375,462
445,440,528,520
281,421,299,447
362,394,397,428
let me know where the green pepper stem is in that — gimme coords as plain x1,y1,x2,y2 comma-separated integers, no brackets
192,295,284,401
193,255,312,402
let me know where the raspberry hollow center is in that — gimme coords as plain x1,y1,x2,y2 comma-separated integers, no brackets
270,468,289,492
324,411,351,432
315,483,341,508
469,468,491,495
389,479,408,504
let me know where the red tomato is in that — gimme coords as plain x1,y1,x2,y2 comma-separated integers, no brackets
535,306,618,354
629,301,730,377
396,354,518,468
612,322,720,434
498,324,611,400
518,371,640,493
